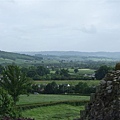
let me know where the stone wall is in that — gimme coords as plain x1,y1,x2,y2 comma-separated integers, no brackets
80,66,120,120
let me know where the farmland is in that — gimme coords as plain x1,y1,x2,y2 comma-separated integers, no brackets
0,50,116,120
18,94,89,120
18,94,90,105
15,65,99,119
68,68,95,74
22,104,84,120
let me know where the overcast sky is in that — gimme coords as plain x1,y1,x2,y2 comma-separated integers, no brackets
0,0,120,52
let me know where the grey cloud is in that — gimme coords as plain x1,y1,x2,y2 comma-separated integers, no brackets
0,0,120,52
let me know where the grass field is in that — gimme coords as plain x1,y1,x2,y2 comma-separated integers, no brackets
50,68,95,75
17,94,90,105
34,80,100,86
19,68,96,120
19,94,88,119
22,104,84,120
69,68,95,74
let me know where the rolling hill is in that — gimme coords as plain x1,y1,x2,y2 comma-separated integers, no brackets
0,50,43,65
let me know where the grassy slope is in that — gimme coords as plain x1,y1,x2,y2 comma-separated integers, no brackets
18,94,90,105
22,104,84,120
19,94,88,119
0,51,42,65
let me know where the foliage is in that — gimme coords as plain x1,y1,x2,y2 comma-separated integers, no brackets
0,50,42,61
25,66,50,80
29,80,96,95
0,88,21,119
34,80,99,86
74,68,79,73
24,66,94,80
36,66,50,76
0,65,32,105
75,82,96,94
60,69,70,77
27,70,37,78
0,65,4,74
95,65,111,80
8,64,114,81
44,82,58,94
75,82,88,94
0,87,12,117
0,50,117,69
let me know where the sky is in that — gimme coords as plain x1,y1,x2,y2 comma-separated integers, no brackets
0,0,120,52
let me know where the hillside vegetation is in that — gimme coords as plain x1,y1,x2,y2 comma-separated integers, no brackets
0,51,117,69
0,50,42,65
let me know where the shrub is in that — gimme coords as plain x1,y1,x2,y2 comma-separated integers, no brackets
0,88,21,119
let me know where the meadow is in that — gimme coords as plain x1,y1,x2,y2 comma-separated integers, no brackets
22,104,84,120
50,68,95,75
68,68,95,74
18,94,90,105
15,68,99,120
19,94,88,120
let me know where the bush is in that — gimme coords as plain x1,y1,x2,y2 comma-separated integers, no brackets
0,88,21,119
75,82,96,95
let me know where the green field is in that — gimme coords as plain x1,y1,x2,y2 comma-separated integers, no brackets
18,94,90,105
19,94,88,120
17,69,96,120
50,68,95,75
69,68,95,74
34,80,100,86
22,104,84,120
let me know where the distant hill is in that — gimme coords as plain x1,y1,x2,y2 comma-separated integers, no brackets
0,51,43,60
1,51,118,66
0,51,42,65
20,51,120,60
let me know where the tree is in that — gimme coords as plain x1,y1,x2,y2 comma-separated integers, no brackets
0,87,13,117
0,65,32,105
55,69,60,75
44,82,58,94
37,66,50,76
21,67,28,75
0,87,21,118
0,65,3,74
74,68,79,73
95,65,110,80
27,70,37,78
75,82,88,94
60,69,69,77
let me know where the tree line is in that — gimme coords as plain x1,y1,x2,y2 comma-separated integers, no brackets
31,81,96,95
21,66,94,80
0,64,113,81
